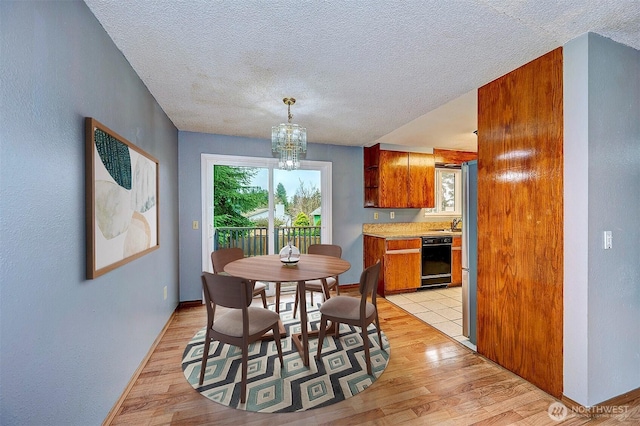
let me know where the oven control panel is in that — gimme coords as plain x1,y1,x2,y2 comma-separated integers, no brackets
422,237,452,245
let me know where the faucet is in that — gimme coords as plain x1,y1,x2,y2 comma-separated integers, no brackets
451,218,462,230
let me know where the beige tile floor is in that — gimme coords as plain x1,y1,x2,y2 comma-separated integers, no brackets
385,286,477,351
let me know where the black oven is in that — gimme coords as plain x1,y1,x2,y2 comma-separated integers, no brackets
421,236,452,288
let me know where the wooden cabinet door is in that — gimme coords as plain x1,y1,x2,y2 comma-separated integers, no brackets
450,236,462,286
384,239,421,293
408,152,435,208
379,150,408,207
363,235,385,295
363,235,384,268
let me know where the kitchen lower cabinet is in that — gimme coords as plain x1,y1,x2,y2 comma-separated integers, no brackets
450,236,462,286
364,236,421,296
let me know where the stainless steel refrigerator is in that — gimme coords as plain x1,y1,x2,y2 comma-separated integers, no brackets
461,160,477,345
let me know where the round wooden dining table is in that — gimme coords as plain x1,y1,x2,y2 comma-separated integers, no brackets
224,253,351,367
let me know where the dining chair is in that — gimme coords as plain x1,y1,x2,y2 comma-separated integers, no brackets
293,243,342,318
198,272,284,403
316,260,383,376
211,248,268,309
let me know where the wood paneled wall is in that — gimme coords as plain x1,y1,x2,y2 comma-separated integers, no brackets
476,48,564,398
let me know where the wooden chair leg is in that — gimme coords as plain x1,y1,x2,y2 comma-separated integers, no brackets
260,289,267,309
316,316,328,360
241,344,248,403
275,282,282,313
362,324,372,376
321,281,331,302
293,286,299,318
199,334,211,386
273,323,284,366
375,313,383,350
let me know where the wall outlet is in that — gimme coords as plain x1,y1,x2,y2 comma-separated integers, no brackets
192,220,199,230
390,211,395,219
373,212,379,220
163,286,167,300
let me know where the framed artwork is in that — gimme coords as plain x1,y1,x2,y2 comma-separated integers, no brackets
85,117,159,279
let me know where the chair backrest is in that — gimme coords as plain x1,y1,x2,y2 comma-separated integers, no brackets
359,260,381,308
202,271,252,310
211,247,244,274
308,244,342,258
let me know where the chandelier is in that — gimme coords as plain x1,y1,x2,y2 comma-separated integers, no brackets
271,97,307,171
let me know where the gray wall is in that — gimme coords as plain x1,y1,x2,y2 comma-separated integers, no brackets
0,2,179,425
564,33,640,406
178,132,366,301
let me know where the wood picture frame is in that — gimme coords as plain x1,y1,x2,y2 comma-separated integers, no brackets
85,117,159,279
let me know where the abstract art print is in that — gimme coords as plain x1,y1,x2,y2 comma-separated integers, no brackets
85,117,159,279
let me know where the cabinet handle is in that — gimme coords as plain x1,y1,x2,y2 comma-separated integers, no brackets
386,248,421,254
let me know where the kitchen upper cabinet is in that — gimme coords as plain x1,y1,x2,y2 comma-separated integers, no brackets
408,152,435,207
364,144,435,208
378,150,408,207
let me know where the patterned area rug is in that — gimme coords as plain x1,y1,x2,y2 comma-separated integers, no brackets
181,302,390,412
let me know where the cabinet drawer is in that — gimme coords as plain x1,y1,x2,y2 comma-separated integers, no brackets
386,238,421,252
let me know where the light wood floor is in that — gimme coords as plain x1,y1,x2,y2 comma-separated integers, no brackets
109,291,638,425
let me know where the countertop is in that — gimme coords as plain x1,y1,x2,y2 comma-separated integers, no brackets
362,221,462,239
363,230,461,239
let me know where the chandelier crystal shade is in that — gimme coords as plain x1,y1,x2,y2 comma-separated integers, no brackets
272,97,307,171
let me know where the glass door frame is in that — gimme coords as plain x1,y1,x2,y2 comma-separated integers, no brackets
200,153,332,273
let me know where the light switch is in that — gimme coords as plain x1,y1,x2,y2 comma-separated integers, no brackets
603,231,612,249
192,220,199,230
390,212,395,219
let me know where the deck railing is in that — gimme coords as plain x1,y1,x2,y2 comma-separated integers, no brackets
214,226,322,256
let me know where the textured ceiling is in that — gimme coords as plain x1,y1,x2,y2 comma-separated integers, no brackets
84,0,640,151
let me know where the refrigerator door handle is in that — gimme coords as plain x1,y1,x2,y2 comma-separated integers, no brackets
461,163,469,270
462,269,470,337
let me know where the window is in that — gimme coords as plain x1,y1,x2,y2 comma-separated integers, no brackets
424,168,461,216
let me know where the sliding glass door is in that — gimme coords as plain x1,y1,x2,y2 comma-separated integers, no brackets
200,154,332,272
